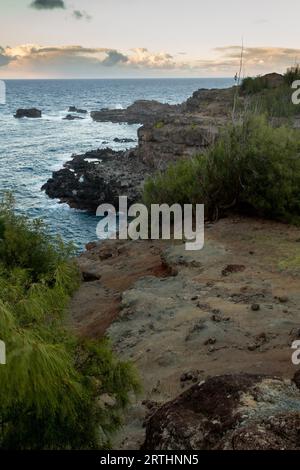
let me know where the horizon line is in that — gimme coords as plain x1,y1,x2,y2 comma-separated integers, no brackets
0,76,236,80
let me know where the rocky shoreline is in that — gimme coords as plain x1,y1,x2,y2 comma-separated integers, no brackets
42,148,151,211
42,86,233,209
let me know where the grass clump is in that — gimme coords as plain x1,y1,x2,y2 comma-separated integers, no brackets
143,115,300,223
240,70,300,117
0,194,140,449
240,76,270,94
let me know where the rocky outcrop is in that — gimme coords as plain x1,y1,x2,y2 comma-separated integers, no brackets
183,87,235,115
14,108,42,118
91,100,181,125
143,373,300,450
42,148,152,211
68,106,87,114
136,116,219,169
261,73,285,89
43,86,238,208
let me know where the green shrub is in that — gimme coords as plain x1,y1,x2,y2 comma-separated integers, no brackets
240,70,300,117
240,76,270,94
0,196,140,449
244,84,299,118
284,65,300,85
143,115,300,223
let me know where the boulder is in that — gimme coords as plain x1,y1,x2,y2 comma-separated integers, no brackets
143,373,300,450
63,114,84,121
14,108,42,119
261,73,285,89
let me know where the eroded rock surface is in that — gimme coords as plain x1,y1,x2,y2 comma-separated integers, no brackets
143,374,300,450
69,217,300,449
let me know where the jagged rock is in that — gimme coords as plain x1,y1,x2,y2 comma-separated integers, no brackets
68,106,87,114
14,108,42,119
42,148,152,211
113,137,136,143
143,374,300,450
63,114,84,121
91,100,181,125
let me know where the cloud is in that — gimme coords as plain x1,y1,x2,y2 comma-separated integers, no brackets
1,43,300,77
72,10,92,21
0,46,14,66
211,46,300,72
102,50,128,66
30,0,65,9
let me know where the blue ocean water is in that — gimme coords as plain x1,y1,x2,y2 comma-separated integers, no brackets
0,78,233,250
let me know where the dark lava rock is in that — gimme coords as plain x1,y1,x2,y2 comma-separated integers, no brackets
14,108,42,119
63,114,84,121
91,100,181,125
143,374,300,450
68,106,87,114
42,148,153,212
113,137,136,143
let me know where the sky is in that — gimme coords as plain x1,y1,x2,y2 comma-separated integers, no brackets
0,0,300,78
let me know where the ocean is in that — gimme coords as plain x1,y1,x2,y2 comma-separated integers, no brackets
0,78,233,250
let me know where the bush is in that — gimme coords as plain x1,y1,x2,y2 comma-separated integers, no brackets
0,195,140,449
143,115,300,223
240,70,300,117
284,65,300,85
240,76,270,94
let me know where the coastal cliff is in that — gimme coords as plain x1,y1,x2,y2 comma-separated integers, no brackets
43,74,300,450
42,86,233,209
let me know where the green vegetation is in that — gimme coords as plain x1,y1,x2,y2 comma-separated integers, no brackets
240,76,271,94
154,120,165,129
0,194,140,449
284,65,300,85
240,69,300,117
143,115,300,223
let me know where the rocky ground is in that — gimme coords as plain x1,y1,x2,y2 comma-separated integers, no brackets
70,216,300,449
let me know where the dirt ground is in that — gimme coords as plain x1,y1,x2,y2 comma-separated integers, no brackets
69,216,300,449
